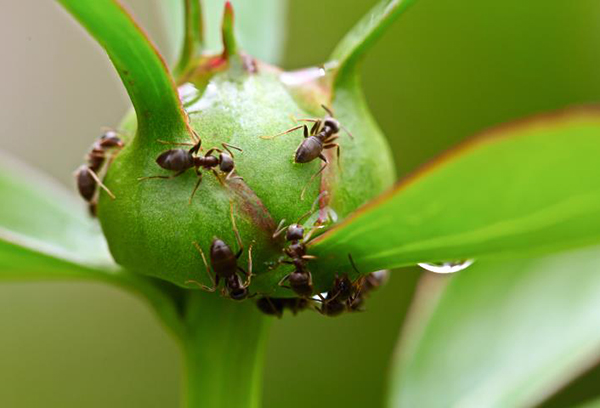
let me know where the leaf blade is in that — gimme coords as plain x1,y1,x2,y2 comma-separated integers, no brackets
0,152,186,336
310,108,600,273
388,247,600,407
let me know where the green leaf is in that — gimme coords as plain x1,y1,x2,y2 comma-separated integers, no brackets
202,0,287,64
56,0,191,138
173,0,204,78
329,0,417,80
0,152,185,336
309,108,600,274
0,151,112,271
388,246,600,408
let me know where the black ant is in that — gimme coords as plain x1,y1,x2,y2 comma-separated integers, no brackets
316,254,370,317
186,202,253,300
256,297,309,318
273,194,327,297
75,130,124,216
261,105,352,200
139,135,242,203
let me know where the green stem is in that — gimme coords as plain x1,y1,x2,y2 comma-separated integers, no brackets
181,291,269,408
57,0,192,139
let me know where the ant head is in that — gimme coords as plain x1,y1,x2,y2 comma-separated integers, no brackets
323,117,340,134
229,286,249,301
286,224,304,241
99,130,123,148
219,153,234,173
210,238,232,258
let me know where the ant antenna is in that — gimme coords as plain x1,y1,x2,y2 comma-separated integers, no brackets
321,104,334,117
156,139,195,147
260,125,304,140
296,191,329,225
221,142,243,158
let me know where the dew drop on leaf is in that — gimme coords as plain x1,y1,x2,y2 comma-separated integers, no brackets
418,260,475,274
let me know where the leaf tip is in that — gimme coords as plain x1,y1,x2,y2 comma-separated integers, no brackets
221,1,238,58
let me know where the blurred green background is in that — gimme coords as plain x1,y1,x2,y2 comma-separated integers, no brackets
1,0,600,406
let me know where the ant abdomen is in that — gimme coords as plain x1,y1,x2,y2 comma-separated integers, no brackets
289,271,313,297
156,149,194,171
76,165,97,201
295,137,322,163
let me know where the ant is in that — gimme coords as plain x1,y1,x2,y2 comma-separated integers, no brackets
139,134,242,204
273,193,327,297
261,105,352,200
316,254,368,317
256,297,309,318
75,130,124,216
186,202,253,300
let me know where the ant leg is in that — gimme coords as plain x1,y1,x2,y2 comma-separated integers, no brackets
310,120,322,135
229,201,244,255
86,168,116,199
260,125,304,140
157,140,195,147
222,143,243,157
239,245,253,286
138,169,187,182
211,169,225,186
348,253,361,275
190,129,201,145
324,143,341,169
224,169,243,181
204,148,218,157
300,160,328,201
265,297,283,318
188,171,203,204
187,242,217,292
278,274,292,290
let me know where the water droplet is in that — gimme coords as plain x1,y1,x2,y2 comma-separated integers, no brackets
418,260,474,274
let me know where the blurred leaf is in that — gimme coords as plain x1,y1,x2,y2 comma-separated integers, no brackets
310,108,600,273
56,0,191,138
0,152,185,336
388,246,600,408
202,0,287,64
329,0,417,81
577,398,600,408
541,362,600,408
0,151,112,271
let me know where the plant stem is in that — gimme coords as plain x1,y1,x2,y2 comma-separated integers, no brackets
181,291,270,408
